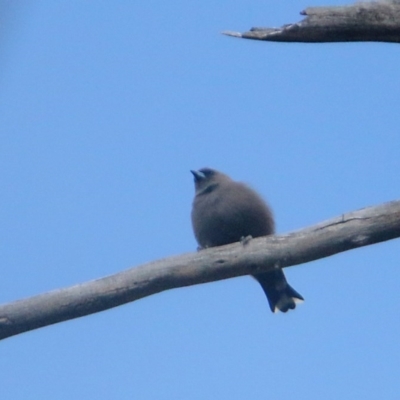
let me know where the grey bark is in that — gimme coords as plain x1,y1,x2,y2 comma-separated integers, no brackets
0,200,399,340
223,1,400,43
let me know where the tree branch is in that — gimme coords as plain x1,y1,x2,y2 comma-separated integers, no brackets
223,1,400,43
1,200,399,340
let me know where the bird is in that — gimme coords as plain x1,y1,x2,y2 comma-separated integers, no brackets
190,167,303,313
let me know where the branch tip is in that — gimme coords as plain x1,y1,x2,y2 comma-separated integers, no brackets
222,30,243,38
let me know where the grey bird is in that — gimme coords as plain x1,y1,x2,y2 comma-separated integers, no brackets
190,167,303,313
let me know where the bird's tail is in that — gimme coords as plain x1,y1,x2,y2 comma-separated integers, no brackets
253,269,304,313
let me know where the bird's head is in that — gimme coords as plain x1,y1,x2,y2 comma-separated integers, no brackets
191,168,230,195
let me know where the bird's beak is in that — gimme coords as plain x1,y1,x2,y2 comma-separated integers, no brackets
190,170,206,181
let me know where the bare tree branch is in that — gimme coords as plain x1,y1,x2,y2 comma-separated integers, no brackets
223,1,400,43
0,200,399,340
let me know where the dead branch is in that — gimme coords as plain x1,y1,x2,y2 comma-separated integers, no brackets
0,200,399,340
223,2,400,43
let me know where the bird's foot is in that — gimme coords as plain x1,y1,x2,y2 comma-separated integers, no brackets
240,235,253,246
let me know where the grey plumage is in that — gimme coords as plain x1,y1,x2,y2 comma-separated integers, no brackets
190,167,303,313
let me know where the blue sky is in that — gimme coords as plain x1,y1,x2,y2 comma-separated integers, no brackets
1,1,399,399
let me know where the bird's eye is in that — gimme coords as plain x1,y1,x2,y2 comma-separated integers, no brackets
200,168,214,177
